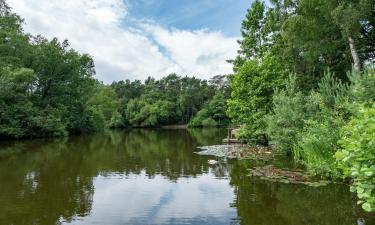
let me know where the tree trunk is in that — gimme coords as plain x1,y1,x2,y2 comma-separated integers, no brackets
348,35,361,72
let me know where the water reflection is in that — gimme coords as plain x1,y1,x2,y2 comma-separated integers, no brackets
68,172,236,225
0,129,373,225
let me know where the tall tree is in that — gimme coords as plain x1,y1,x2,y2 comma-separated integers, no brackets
332,0,374,72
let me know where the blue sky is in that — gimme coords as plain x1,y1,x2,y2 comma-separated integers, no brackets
8,0,252,83
126,0,249,36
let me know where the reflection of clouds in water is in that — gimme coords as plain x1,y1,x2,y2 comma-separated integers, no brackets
154,174,234,224
67,171,236,225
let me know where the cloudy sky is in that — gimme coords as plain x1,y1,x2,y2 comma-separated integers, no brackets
7,0,250,83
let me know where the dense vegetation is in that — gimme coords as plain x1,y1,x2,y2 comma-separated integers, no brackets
228,0,375,211
0,1,122,138
111,74,230,128
0,0,230,139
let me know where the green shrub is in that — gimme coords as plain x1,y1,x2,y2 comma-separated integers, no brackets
31,106,68,137
293,72,349,176
189,92,229,127
201,118,218,127
294,117,342,177
189,109,208,127
336,105,375,212
349,69,375,105
267,75,306,154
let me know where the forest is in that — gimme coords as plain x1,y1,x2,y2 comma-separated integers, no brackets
0,0,374,212
0,0,230,139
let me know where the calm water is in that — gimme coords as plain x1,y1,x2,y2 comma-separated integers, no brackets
0,129,374,225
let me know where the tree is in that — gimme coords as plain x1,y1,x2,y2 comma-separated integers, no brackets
227,55,288,142
87,85,121,129
332,0,374,72
0,1,114,138
189,92,230,127
230,0,269,71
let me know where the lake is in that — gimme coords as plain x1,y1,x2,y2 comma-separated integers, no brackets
0,129,373,225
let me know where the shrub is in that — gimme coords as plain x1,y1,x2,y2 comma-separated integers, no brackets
189,92,229,127
292,72,348,176
336,105,375,212
266,75,306,154
294,117,343,177
201,118,218,127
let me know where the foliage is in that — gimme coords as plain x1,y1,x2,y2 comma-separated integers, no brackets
230,0,375,213
295,73,350,176
87,85,120,129
336,105,375,212
227,55,288,143
113,74,230,127
231,0,375,88
266,75,306,154
0,1,114,138
294,116,343,177
348,69,375,106
270,72,349,176
189,92,229,127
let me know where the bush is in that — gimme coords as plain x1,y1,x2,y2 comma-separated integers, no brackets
294,117,342,177
189,109,208,127
268,72,349,177
266,75,306,154
31,106,68,137
201,118,218,127
349,69,375,106
292,71,349,177
189,92,229,127
336,105,375,212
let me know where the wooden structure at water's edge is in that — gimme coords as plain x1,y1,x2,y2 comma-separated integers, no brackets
223,126,242,144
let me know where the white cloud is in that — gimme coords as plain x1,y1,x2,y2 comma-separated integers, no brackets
144,24,238,80
8,0,238,83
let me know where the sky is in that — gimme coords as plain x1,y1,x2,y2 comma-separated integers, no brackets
7,0,251,83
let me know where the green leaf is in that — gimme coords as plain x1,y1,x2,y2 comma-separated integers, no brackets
335,151,344,160
362,203,372,212
364,171,373,176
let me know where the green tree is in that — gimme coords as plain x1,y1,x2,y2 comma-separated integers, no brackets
230,0,270,71
190,92,229,127
227,55,288,143
332,0,374,72
87,85,121,129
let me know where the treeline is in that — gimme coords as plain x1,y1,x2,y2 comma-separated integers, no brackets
110,74,230,128
0,0,230,139
227,0,374,211
0,1,120,138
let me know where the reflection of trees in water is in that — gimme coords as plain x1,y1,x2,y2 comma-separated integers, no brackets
0,140,94,225
0,129,228,225
80,129,226,180
2,130,373,225
187,128,226,146
228,161,375,225
210,161,232,178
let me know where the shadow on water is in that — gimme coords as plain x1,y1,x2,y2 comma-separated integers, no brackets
0,129,373,225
